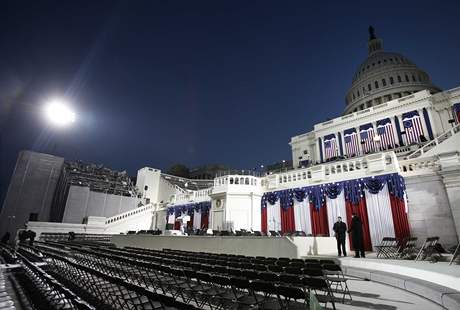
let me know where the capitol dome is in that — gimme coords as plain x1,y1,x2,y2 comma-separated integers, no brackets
344,27,441,115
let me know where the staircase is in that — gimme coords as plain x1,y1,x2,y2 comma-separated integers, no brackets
406,123,460,159
104,203,156,233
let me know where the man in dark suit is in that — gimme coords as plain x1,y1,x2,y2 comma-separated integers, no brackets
333,216,347,257
349,213,366,258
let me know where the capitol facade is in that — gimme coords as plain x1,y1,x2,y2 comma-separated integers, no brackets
1,27,460,251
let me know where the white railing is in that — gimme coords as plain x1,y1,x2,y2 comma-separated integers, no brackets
172,188,212,205
406,123,460,159
105,203,155,225
399,156,440,176
266,152,398,190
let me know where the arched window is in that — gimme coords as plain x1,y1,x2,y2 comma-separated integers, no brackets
397,75,402,83
412,75,416,82
382,78,387,86
375,81,379,89
368,84,371,91
245,177,249,185
235,178,239,184
405,75,409,82
279,177,282,183
230,177,234,184
390,76,394,84
240,177,244,184
357,90,360,97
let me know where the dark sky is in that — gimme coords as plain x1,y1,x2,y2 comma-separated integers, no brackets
1,0,460,202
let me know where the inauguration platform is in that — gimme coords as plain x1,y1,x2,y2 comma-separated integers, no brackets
111,234,345,258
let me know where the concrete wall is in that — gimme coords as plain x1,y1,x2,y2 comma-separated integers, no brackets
62,185,138,224
405,174,458,247
111,235,340,258
0,151,64,237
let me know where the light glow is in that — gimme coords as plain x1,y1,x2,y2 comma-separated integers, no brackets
44,99,76,127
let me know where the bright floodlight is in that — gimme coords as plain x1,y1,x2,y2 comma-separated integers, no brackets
44,99,75,127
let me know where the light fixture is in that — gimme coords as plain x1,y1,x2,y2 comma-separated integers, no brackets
44,98,75,127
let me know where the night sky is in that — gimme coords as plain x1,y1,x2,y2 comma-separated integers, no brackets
1,0,460,203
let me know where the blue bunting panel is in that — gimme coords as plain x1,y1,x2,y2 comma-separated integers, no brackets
262,173,407,210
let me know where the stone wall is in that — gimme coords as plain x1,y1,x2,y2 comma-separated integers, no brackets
405,173,458,248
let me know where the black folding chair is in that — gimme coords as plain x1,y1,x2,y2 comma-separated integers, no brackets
277,285,307,310
322,264,352,303
375,237,399,258
450,243,460,265
415,237,442,261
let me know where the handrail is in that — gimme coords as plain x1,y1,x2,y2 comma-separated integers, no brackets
105,203,154,225
406,123,460,159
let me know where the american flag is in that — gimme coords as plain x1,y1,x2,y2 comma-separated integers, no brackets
323,134,338,160
453,103,460,123
359,123,376,154
402,111,424,145
343,128,360,157
376,118,396,150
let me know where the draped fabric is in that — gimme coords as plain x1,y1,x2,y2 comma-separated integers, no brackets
364,185,396,248
262,173,409,247
402,110,424,145
326,192,347,237
345,199,373,251
343,128,360,157
389,194,410,240
193,210,201,230
261,207,268,233
359,123,376,153
201,212,209,229
310,202,329,236
187,213,194,231
174,213,181,230
280,205,295,233
267,201,282,232
376,118,396,150
453,102,460,123
323,134,339,160
422,108,434,140
167,212,175,225
293,200,312,234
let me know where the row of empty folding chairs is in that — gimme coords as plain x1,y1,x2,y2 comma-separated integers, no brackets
0,246,94,310
375,236,446,261
44,250,200,310
59,244,338,309
97,245,350,308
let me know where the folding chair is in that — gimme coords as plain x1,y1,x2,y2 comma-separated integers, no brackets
375,237,399,258
322,264,352,303
250,280,282,310
449,243,460,265
398,237,418,259
303,277,336,310
415,237,442,261
277,285,307,310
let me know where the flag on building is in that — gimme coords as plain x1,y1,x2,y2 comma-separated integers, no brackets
453,103,460,123
359,123,376,154
343,128,360,157
323,134,338,160
376,118,396,150
402,111,424,145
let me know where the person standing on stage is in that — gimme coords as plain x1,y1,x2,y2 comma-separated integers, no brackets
349,213,366,258
333,216,347,257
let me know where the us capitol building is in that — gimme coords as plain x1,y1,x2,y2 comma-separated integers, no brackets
1,27,460,250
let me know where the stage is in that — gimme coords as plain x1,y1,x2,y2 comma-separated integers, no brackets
111,234,345,258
